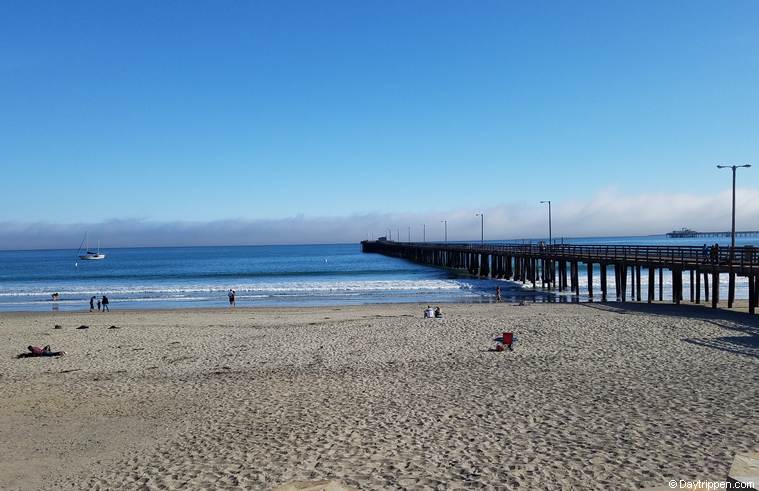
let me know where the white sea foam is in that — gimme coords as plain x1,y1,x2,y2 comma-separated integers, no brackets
0,279,467,298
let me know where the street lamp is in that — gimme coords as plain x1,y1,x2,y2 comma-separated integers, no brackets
408,226,411,243
441,220,447,244
475,213,484,245
717,164,751,253
422,224,426,243
540,200,552,245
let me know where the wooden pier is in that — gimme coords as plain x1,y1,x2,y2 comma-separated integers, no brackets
361,240,759,314
666,229,759,238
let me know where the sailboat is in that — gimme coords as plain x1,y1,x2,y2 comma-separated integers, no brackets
77,233,106,260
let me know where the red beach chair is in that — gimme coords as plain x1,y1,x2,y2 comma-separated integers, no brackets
502,332,513,350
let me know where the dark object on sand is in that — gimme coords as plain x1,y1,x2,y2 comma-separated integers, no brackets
77,325,89,329
17,345,65,358
54,324,62,329
108,325,120,329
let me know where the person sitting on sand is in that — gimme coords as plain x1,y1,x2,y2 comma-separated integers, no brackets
434,306,443,318
424,305,434,318
17,345,65,358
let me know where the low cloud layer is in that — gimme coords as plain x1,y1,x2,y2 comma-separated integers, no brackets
2,188,759,250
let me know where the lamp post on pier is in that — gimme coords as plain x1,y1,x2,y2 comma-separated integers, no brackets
716,164,751,253
475,213,484,245
441,220,447,244
717,163,751,309
422,224,426,243
408,226,411,243
540,200,552,245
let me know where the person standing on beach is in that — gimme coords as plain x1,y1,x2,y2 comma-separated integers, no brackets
228,289,236,307
97,298,101,312
89,296,96,312
101,295,110,312
495,286,502,302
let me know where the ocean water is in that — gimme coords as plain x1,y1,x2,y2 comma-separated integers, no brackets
2,235,758,312
0,244,501,312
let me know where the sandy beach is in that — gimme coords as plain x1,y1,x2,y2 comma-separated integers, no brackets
1,302,757,490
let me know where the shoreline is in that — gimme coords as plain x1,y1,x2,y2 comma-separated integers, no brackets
1,302,757,489
1,296,756,317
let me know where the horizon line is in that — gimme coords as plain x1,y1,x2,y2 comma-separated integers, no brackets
0,233,675,253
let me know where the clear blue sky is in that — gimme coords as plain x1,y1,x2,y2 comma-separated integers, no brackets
2,0,758,225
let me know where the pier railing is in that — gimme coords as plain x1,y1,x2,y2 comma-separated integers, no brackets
388,242,758,269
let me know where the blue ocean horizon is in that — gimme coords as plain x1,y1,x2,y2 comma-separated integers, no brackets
2,235,758,312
